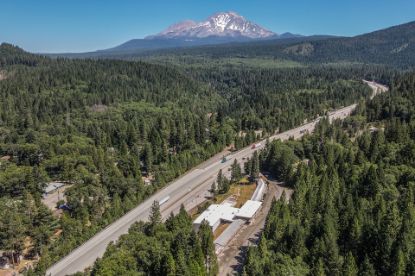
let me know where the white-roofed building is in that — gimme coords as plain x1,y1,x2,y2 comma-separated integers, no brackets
193,204,239,231
251,178,266,201
194,178,267,235
43,182,65,196
236,200,262,220
214,219,245,248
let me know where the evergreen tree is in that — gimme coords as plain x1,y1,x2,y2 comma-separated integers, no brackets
164,251,176,276
217,169,224,193
148,200,162,234
251,151,260,179
313,258,326,276
231,159,242,182
343,252,358,276
198,220,218,275
359,256,376,276
242,156,250,174
210,181,217,196
144,143,153,173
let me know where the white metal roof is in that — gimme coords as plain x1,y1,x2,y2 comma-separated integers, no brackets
251,178,266,201
214,219,245,246
236,200,262,219
44,182,65,194
193,204,239,227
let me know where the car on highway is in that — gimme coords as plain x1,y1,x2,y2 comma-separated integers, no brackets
159,196,170,205
251,143,261,149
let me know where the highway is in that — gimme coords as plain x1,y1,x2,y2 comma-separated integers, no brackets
46,81,387,276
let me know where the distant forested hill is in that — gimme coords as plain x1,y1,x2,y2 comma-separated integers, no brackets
133,21,415,69
0,44,46,66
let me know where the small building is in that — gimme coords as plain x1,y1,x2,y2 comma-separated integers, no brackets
193,204,239,232
0,255,9,269
195,178,268,251
369,126,379,133
43,182,65,197
142,175,154,186
193,199,262,232
0,155,11,161
0,155,11,166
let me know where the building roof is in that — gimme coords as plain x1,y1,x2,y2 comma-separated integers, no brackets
44,182,65,194
214,219,245,246
236,200,262,219
251,178,266,201
0,155,11,161
193,204,239,227
194,179,266,229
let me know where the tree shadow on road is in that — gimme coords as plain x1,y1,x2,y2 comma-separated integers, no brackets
230,231,262,274
231,245,248,274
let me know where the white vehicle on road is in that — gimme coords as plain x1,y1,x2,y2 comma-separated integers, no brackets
159,196,170,206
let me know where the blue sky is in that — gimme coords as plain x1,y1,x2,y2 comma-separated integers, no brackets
1,0,414,53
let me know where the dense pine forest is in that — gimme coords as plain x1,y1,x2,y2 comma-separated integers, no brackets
244,73,415,275
0,44,378,273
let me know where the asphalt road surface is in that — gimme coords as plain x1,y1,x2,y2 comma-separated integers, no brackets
46,81,387,276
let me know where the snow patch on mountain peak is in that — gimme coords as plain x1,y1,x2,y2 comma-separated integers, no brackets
148,11,276,39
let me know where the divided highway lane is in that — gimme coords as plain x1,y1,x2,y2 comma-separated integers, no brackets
46,81,387,276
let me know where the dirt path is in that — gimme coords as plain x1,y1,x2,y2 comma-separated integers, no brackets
217,177,293,276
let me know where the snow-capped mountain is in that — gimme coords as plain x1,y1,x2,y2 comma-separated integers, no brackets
99,11,303,54
149,11,276,39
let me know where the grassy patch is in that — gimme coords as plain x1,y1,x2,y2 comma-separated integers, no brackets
215,179,256,208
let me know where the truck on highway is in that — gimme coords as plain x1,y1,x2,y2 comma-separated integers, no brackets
159,196,170,206
251,143,261,149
